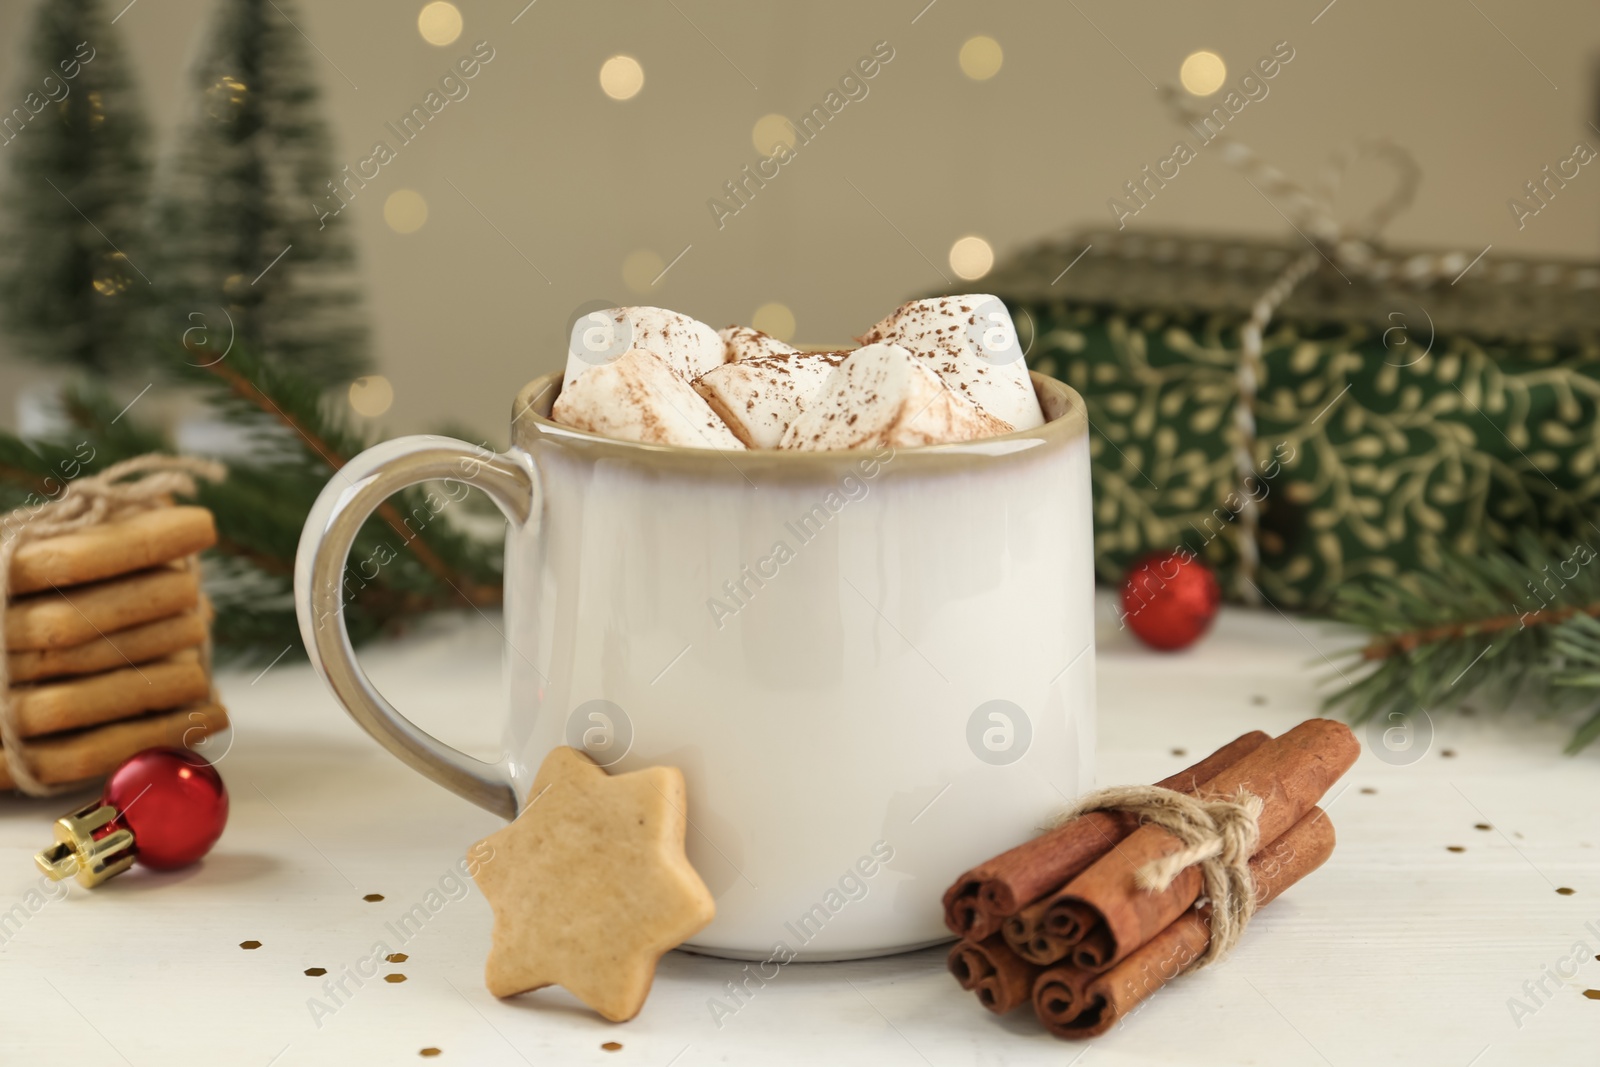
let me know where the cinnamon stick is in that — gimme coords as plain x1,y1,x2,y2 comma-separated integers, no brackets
999,732,1276,963
943,730,1269,940
1034,806,1336,1039
1017,718,1356,971
947,934,1041,1014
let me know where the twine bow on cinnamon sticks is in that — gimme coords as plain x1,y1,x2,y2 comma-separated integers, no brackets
1049,784,1265,970
944,718,1359,1039
0,455,226,796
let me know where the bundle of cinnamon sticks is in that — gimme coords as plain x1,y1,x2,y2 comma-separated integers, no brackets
944,719,1358,1039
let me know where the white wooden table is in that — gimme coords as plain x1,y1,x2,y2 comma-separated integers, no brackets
3,594,1596,1066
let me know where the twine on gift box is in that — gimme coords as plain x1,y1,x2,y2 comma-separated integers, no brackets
0,455,226,796
1158,87,1479,603
1050,783,1264,969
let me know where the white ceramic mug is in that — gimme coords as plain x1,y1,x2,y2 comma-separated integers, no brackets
295,371,1095,960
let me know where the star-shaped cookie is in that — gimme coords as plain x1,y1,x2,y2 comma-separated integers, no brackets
469,746,715,1022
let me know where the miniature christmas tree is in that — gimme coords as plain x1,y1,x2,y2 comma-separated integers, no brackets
0,0,152,374
150,0,369,386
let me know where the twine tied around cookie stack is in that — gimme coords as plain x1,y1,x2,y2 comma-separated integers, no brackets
1049,783,1264,970
1,455,227,796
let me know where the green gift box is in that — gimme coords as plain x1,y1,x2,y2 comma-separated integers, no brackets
983,229,1600,610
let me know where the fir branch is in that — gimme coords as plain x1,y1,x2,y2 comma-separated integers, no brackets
0,463,49,497
214,534,294,577
60,382,172,456
1324,534,1600,752
200,357,349,469
193,351,501,606
1549,616,1600,754
0,347,506,661
0,433,103,511
1359,601,1600,659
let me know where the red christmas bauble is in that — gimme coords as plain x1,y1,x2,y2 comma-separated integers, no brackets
103,747,229,870
1120,550,1221,651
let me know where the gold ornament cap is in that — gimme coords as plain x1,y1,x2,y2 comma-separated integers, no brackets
35,801,136,888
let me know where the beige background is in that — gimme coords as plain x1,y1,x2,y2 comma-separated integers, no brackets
1,0,1597,440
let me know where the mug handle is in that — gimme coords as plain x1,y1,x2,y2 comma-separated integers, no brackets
294,435,535,820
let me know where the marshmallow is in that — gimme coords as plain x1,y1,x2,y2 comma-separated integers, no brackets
719,325,799,362
552,349,746,450
779,343,1014,451
564,307,725,392
857,295,1045,431
693,351,848,449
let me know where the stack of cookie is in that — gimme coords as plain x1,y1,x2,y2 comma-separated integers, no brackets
2,506,229,790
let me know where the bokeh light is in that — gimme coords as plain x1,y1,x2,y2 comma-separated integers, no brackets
949,236,995,281
623,249,665,293
383,189,429,234
417,2,463,47
751,302,796,341
959,36,1004,81
348,375,395,418
1179,50,1227,96
752,113,798,156
600,55,645,101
